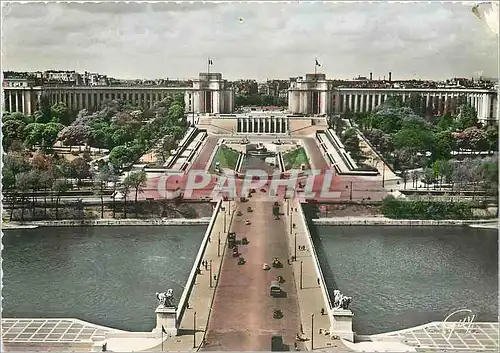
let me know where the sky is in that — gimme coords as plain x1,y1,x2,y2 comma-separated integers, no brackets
1,0,499,81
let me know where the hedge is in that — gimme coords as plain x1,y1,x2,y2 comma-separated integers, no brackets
381,196,474,220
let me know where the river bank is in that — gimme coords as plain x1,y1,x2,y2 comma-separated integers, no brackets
3,216,497,230
2,217,211,229
313,217,498,227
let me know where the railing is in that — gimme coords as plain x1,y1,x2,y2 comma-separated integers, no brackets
278,152,285,173
180,133,208,171
164,127,199,169
325,129,358,170
235,153,244,173
176,200,222,323
294,200,334,320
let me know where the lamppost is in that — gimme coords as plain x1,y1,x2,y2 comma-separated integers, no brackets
294,233,297,261
349,181,353,201
223,207,227,233
193,311,197,348
382,163,386,188
311,314,315,350
300,261,303,289
209,260,213,288
290,209,293,235
217,232,221,257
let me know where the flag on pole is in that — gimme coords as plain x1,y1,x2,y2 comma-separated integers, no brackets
208,58,213,65
162,325,167,334
315,58,321,67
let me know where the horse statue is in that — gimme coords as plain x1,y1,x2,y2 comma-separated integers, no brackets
340,296,352,310
156,289,175,307
333,289,352,310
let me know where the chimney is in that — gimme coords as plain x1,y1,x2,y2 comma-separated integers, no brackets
389,72,392,82
370,72,373,81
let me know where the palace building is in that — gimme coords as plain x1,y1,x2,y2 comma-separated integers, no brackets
2,72,235,118
288,73,498,123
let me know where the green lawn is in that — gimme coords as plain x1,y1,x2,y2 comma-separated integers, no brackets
210,145,241,172
282,147,311,170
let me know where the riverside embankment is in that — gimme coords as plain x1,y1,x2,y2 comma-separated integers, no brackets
313,217,498,227
2,218,211,229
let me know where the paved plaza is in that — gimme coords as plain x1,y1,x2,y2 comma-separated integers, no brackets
1,318,123,351
366,322,499,352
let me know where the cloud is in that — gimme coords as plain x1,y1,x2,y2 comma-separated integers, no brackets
2,1,497,80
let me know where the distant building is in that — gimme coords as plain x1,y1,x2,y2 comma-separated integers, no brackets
42,70,83,85
288,72,498,123
2,72,235,119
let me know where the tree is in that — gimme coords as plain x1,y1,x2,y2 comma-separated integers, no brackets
93,164,112,218
400,169,409,189
69,157,91,185
41,122,64,151
109,145,138,169
2,166,17,221
432,130,455,161
485,124,498,151
410,170,421,189
23,123,46,149
451,160,471,193
119,183,131,219
456,104,478,130
364,128,392,154
341,128,364,163
479,156,498,203
50,102,71,125
27,169,42,214
15,172,32,221
167,102,185,125
435,159,452,188
155,136,177,165
422,167,435,189
53,180,70,220
437,112,455,131
58,125,90,148
39,95,52,124
4,152,31,174
2,119,27,150
3,112,33,124
405,93,425,117
39,170,55,218
124,171,147,217
453,127,488,152
393,125,433,156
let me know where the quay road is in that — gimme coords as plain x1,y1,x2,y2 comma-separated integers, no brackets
202,199,302,351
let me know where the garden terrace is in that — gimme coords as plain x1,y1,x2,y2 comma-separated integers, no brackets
282,147,310,170
209,144,241,172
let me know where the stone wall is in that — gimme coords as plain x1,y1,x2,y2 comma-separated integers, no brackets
30,218,211,227
313,217,497,226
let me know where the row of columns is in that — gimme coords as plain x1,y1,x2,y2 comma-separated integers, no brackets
3,88,235,116
4,90,34,115
337,92,494,119
47,90,176,111
237,117,289,134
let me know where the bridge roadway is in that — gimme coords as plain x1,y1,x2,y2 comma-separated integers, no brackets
202,199,301,351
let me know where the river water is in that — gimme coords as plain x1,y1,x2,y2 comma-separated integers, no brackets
313,226,499,335
2,226,205,332
2,225,497,335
